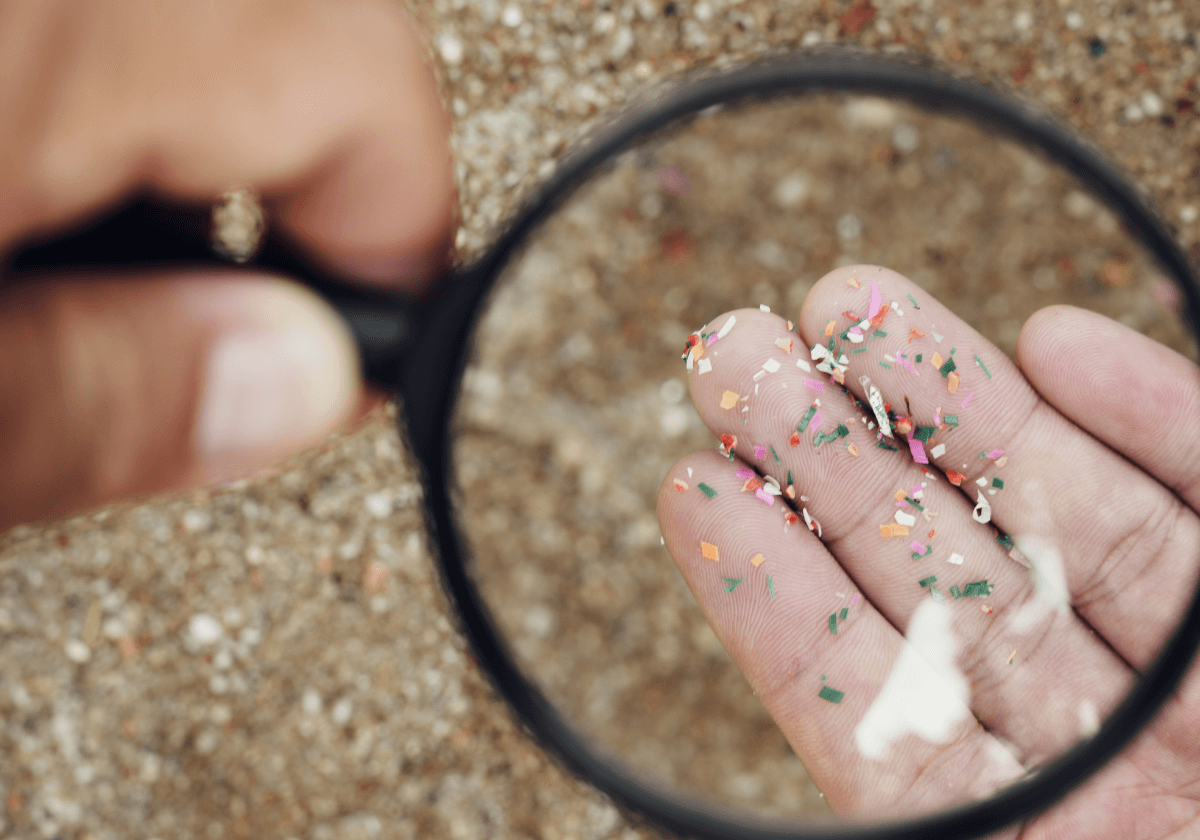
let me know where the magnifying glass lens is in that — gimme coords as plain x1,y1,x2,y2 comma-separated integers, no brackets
449,92,1198,826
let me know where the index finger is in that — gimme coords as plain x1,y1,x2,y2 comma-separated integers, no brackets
798,265,1200,669
0,0,454,291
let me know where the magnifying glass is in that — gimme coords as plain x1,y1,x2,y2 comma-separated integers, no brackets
12,50,1200,840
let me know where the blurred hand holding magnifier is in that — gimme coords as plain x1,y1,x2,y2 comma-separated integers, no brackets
14,51,1200,840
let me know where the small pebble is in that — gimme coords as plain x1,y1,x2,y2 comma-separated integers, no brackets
188,613,224,646
331,697,353,726
65,639,90,663
501,4,523,27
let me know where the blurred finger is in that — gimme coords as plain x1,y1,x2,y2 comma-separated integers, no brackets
1,0,455,291
0,271,362,531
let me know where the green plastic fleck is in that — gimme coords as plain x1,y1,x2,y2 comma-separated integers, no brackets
829,613,838,635
698,482,717,499
914,425,936,442
851,347,868,354
962,580,993,597
818,686,845,704
904,496,925,511
787,470,794,488
879,361,892,370
993,477,1004,489
798,405,817,432
944,414,959,426
919,575,937,587
975,355,993,379
723,577,745,593
876,441,899,452
907,293,920,309
840,607,848,620
939,357,957,377
996,533,1013,549
872,328,888,339
915,354,923,364
836,423,850,438
950,585,962,600
768,576,775,600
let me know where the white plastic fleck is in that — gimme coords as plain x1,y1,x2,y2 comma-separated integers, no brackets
972,491,992,524
895,511,916,527
716,315,736,339
762,358,781,373
948,552,965,565
697,358,712,375
931,443,946,458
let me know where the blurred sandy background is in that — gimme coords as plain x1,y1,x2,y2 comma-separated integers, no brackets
3,1,1200,838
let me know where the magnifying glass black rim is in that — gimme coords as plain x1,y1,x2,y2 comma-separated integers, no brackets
405,48,1200,840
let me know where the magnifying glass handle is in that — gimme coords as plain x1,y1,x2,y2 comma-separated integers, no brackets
4,197,424,391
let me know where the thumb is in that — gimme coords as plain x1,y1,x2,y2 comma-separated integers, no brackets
0,271,363,531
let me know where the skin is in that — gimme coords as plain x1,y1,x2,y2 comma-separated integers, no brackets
0,0,455,530
659,264,1200,837
2,2,1198,836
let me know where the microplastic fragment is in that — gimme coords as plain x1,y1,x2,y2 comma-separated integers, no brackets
972,491,991,524
736,466,754,479
993,477,1005,489
824,320,836,336
976,475,988,484
880,524,894,538
932,331,943,342
907,293,921,309
940,357,957,377
847,443,860,456
829,613,838,634
851,347,868,354
871,329,888,338
946,471,965,486
687,467,693,477
770,446,781,464
803,378,825,392
908,437,929,465
673,479,688,492
876,440,900,452
706,333,719,347
915,354,923,364
912,545,933,561
987,449,1004,459
754,445,768,460
932,352,944,369
848,330,864,343
784,512,800,526
754,488,775,506
894,488,908,502
947,371,960,394
975,355,993,379
879,362,892,369
948,552,965,565
759,304,771,312
697,358,712,375
775,338,794,354
723,577,745,593
919,575,937,587
848,275,861,289
962,580,994,597
870,304,890,329
930,588,946,603
892,523,910,536
803,508,822,537
717,315,737,339
914,425,936,442
789,432,801,447
796,405,818,433
911,327,926,339
840,607,848,620
698,483,718,499
701,542,720,561
810,411,823,433
1007,650,1016,665
797,359,812,372
981,605,993,614
950,585,962,599
996,533,1013,549
763,358,782,373
768,576,775,599
931,443,947,458
944,414,959,426
868,385,893,438
909,540,926,553
818,685,845,704
960,390,974,408
751,553,765,567
895,511,917,527
720,390,739,409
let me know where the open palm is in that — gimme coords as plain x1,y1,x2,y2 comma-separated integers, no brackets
658,265,1200,838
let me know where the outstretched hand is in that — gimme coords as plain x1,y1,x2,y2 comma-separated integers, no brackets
658,265,1200,837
